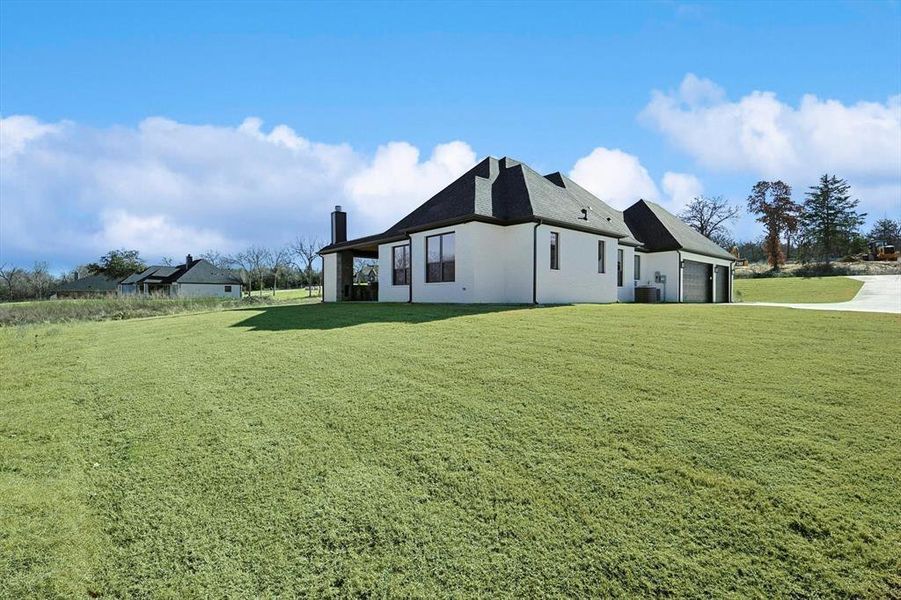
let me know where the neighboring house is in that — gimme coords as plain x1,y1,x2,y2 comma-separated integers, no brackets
319,156,735,304
355,264,378,284
54,274,121,298
118,255,242,298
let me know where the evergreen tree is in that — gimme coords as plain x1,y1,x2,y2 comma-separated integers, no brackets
868,218,901,248
746,181,800,269
799,175,866,261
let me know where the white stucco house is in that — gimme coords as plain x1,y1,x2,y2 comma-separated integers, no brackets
319,157,735,304
118,255,243,298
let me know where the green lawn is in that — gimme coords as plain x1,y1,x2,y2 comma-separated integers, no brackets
249,286,322,300
2,303,899,597
734,276,864,303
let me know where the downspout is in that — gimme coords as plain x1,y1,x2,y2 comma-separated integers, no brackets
532,220,542,304
729,261,733,303
676,250,682,303
406,232,413,304
320,255,325,303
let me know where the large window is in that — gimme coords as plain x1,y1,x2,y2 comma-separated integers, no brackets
597,240,606,273
617,249,624,287
392,244,411,285
426,233,455,282
550,232,560,270
634,255,641,281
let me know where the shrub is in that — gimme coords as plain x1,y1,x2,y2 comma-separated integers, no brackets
793,263,850,278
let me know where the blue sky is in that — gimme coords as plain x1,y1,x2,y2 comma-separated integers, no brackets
1,1,899,269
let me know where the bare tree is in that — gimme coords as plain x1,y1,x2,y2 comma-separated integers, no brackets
268,245,292,296
290,235,323,297
353,257,378,283
229,253,252,296
161,256,173,266
199,249,230,269
0,264,23,300
31,261,52,299
233,246,271,296
679,196,741,242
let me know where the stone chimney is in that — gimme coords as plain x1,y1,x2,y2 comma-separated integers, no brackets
185,254,193,267
331,205,347,244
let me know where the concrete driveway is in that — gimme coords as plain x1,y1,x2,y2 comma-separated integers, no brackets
743,275,901,314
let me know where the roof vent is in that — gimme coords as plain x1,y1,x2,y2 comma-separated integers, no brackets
580,208,589,220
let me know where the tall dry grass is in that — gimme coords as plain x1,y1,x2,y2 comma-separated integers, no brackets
0,293,319,326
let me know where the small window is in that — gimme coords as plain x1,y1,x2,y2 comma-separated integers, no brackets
550,232,560,270
597,240,606,273
617,249,624,287
634,255,641,281
392,244,411,285
426,233,455,283
224,285,232,292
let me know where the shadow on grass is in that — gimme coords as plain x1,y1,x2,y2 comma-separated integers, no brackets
231,302,556,331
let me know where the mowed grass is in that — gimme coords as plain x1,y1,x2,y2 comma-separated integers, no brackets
2,303,899,597
735,276,864,303
246,287,322,300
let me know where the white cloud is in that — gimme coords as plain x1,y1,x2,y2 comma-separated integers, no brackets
345,140,476,230
661,172,704,212
0,115,477,267
675,73,725,106
641,73,901,183
568,147,661,208
568,147,704,213
0,115,63,160
93,211,233,259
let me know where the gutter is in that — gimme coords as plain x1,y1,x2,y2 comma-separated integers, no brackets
319,254,325,303
532,220,542,304
677,250,682,303
406,232,413,304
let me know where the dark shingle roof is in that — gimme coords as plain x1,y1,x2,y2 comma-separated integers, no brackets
177,260,243,284
148,266,179,279
119,259,241,286
55,274,121,292
319,156,729,259
120,265,179,284
120,267,156,285
321,156,636,253
623,200,735,261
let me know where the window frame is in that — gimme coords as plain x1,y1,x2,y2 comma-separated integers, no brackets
392,244,411,286
425,232,455,283
617,248,624,287
597,240,606,273
634,254,641,281
224,285,232,292
550,231,560,270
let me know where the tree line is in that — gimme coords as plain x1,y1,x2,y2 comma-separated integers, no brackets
0,235,326,302
679,174,899,269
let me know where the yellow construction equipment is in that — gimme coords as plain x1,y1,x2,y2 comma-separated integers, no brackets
867,240,900,261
